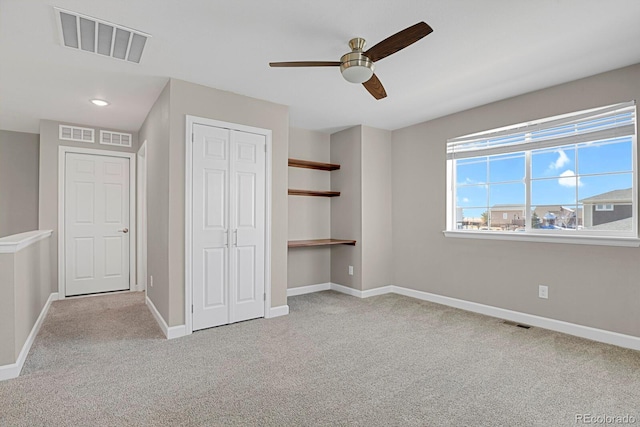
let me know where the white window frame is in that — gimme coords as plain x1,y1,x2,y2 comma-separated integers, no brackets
595,204,614,211
445,102,640,247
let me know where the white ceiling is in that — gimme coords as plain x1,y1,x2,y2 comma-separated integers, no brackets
2,0,640,135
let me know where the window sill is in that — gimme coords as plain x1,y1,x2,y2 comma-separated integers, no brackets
443,230,640,247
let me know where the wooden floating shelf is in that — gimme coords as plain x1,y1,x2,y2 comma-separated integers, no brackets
288,239,356,248
288,158,340,171
288,189,340,197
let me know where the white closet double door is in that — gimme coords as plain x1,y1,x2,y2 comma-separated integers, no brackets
192,123,266,331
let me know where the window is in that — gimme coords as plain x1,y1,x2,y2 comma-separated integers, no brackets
595,204,614,211
446,101,637,241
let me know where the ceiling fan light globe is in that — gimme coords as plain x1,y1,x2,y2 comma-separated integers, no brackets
341,65,374,84
340,52,375,84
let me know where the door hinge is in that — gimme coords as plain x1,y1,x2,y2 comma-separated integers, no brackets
191,304,194,313
263,293,266,301
191,133,194,143
264,145,267,152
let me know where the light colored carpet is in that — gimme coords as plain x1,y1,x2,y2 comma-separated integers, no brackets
1,290,639,426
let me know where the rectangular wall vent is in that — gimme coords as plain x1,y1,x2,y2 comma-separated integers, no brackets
100,130,132,147
59,125,95,143
54,7,151,64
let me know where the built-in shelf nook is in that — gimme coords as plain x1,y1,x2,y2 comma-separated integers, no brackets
288,157,356,247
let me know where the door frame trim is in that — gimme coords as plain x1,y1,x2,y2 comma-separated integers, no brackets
137,141,148,292
185,115,273,335
58,146,136,299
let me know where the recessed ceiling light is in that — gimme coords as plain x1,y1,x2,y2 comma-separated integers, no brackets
91,99,109,107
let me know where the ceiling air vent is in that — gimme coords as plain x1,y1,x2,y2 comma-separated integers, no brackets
100,130,132,147
60,125,95,143
54,7,150,64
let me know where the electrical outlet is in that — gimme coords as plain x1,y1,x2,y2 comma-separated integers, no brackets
538,285,548,299
150,275,153,287
348,265,354,276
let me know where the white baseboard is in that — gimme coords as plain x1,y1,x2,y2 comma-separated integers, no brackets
267,305,289,318
291,283,640,351
287,283,331,297
329,283,363,297
361,285,394,298
0,292,58,381
391,286,640,351
145,296,186,340
330,283,393,299
166,325,187,339
287,282,393,299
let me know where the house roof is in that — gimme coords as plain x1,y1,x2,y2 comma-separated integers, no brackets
490,204,582,211
579,188,632,204
2,1,640,134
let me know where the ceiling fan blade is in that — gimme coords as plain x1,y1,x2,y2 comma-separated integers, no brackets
364,22,433,62
362,74,387,100
269,61,341,67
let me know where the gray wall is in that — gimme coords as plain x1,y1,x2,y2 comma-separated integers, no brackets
138,82,171,321
13,237,51,359
288,128,331,288
0,130,39,237
391,63,640,337
331,126,362,289
329,125,393,291
361,126,393,291
0,236,52,366
141,78,289,327
38,120,139,294
0,253,15,365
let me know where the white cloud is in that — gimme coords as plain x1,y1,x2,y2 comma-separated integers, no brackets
551,149,570,170
465,177,482,185
462,197,469,203
558,170,583,187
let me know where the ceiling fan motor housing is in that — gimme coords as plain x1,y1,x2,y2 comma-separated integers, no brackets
340,38,374,83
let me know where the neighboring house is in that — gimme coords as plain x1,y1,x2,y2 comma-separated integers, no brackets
580,188,632,228
589,217,633,231
487,204,582,230
458,217,483,229
532,205,582,229
455,207,483,229
489,205,526,230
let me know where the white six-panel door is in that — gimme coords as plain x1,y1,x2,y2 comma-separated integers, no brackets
65,153,130,296
192,123,266,330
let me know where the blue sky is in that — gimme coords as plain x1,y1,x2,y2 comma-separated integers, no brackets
455,137,633,218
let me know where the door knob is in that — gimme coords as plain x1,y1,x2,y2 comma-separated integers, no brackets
119,228,129,233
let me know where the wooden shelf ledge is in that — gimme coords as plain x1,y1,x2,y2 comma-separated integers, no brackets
288,239,356,248
288,158,340,171
288,189,340,197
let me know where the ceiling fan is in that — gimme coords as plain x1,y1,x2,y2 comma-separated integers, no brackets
269,22,433,100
